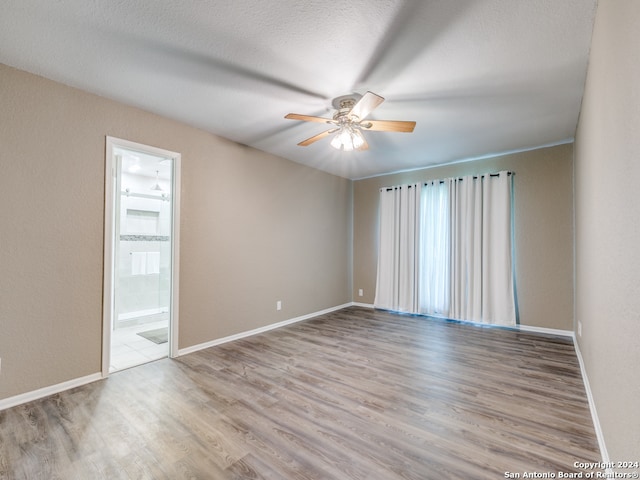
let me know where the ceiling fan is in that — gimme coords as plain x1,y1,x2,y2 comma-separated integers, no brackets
285,91,416,151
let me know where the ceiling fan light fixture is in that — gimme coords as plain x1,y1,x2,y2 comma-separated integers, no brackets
351,128,365,150
331,125,364,151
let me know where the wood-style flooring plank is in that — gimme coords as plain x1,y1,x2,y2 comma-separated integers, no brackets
0,307,601,479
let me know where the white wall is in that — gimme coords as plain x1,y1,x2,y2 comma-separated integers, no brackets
574,0,640,461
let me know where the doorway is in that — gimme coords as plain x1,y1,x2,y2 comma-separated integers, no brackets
103,137,180,375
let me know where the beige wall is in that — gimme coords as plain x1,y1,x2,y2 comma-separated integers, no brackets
574,1,640,461
354,144,575,330
0,64,352,400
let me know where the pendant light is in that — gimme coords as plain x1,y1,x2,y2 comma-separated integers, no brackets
150,170,163,192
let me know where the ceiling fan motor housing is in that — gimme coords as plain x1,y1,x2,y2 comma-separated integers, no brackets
332,93,361,109
332,94,362,123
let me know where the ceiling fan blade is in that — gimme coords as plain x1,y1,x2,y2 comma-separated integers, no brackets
361,119,416,132
297,129,337,146
348,91,384,120
285,113,334,124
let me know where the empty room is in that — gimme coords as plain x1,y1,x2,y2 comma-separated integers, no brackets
1,1,639,479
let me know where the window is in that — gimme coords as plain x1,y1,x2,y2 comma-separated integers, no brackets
374,172,516,326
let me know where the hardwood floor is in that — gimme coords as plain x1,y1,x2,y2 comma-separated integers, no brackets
0,307,600,479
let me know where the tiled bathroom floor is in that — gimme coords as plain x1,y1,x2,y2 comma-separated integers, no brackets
110,319,169,372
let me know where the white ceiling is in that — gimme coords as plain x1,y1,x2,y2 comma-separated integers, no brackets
0,1,597,180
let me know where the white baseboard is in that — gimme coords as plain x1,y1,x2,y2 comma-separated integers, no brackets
573,339,610,465
177,303,352,356
516,324,573,337
351,302,374,308
0,373,103,411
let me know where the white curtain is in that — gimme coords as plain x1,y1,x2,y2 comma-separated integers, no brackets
374,171,516,326
481,172,515,326
449,175,483,322
374,183,422,313
449,172,515,326
418,181,449,316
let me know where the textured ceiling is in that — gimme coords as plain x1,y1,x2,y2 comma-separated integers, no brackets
0,0,597,179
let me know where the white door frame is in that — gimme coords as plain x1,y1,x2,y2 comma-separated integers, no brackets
102,136,181,377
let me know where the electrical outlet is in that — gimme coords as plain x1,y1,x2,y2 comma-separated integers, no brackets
276,300,282,311
358,289,363,297
578,321,582,337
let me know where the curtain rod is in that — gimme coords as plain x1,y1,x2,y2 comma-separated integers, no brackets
383,171,513,191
